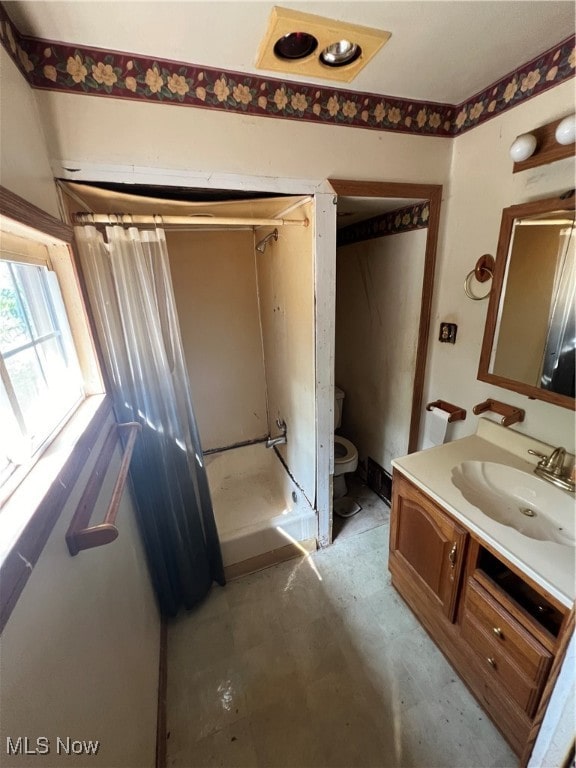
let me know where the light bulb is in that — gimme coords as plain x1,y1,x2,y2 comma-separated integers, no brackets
509,133,537,162
555,114,576,146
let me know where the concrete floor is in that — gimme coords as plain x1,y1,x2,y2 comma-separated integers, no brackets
166,484,517,768
332,475,391,542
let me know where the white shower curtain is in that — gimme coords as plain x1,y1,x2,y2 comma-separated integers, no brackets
75,224,224,615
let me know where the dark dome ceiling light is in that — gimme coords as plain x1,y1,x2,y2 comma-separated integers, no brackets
273,32,318,60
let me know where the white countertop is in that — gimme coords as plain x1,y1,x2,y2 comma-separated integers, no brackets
392,419,576,608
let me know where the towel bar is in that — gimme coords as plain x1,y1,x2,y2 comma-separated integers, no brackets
66,421,140,555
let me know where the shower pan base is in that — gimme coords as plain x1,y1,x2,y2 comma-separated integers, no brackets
204,442,317,579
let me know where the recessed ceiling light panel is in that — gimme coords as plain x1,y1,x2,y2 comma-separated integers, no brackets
256,7,391,83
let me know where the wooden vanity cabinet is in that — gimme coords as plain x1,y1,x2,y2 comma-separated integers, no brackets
389,473,468,621
389,470,569,757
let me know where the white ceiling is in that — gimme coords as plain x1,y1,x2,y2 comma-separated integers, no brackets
8,1,575,104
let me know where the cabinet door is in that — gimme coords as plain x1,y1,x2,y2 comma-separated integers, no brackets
390,475,467,622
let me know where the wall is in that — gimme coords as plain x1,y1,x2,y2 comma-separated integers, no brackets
256,200,316,505
422,80,576,451
1,52,160,765
6,42,574,763
24,63,574,765
167,229,268,451
29,61,575,451
35,89,452,187
0,412,160,768
0,48,59,216
335,228,427,472
528,632,575,768
33,85,451,521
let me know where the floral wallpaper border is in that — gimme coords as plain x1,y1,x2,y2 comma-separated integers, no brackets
0,3,573,139
452,35,575,133
337,202,429,247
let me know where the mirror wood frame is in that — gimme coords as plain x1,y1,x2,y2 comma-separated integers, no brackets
477,193,576,410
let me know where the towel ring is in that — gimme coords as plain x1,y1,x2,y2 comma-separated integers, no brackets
464,269,492,300
464,254,494,300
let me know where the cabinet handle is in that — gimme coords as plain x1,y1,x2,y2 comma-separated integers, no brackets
493,626,503,638
487,657,497,668
448,542,457,568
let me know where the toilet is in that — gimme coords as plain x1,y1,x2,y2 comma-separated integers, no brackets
333,386,359,500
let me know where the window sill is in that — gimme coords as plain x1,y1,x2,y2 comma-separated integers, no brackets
0,394,111,632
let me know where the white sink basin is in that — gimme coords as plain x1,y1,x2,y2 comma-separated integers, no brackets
451,461,575,547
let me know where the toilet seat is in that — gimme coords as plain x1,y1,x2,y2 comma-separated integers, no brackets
333,435,358,476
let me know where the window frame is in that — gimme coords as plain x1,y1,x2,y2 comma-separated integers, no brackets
0,241,87,498
0,184,108,633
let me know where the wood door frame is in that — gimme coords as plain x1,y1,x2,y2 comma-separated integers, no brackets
329,179,443,455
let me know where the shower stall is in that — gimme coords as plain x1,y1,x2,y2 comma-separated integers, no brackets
63,183,318,577
167,199,318,576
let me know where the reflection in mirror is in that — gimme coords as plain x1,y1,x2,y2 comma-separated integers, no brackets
540,218,575,397
478,195,576,409
491,210,575,396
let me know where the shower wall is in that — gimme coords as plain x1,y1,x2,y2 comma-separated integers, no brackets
255,200,316,506
167,197,316,510
167,229,267,451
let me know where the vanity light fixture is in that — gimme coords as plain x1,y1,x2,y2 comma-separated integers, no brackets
555,113,576,146
509,133,538,162
512,115,576,172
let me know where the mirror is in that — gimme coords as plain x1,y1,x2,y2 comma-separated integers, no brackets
478,194,575,410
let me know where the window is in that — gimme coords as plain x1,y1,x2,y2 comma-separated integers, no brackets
0,187,107,633
0,257,84,490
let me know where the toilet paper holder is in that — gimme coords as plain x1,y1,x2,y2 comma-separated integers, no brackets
426,400,467,423
472,398,525,426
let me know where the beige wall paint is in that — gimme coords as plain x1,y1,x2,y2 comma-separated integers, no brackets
0,413,160,768
492,225,559,385
28,71,576,453
336,228,427,472
167,229,268,451
422,80,575,450
1,57,160,766
0,49,59,216
256,201,316,504
35,89,452,186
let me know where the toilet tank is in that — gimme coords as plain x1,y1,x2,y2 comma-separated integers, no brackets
334,386,345,428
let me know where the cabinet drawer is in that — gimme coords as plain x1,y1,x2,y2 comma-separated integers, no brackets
461,611,542,716
465,578,552,683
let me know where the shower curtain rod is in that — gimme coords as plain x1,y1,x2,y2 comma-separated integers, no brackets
74,213,309,228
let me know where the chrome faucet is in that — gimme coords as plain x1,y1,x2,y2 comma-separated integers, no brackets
527,446,575,493
266,419,287,448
